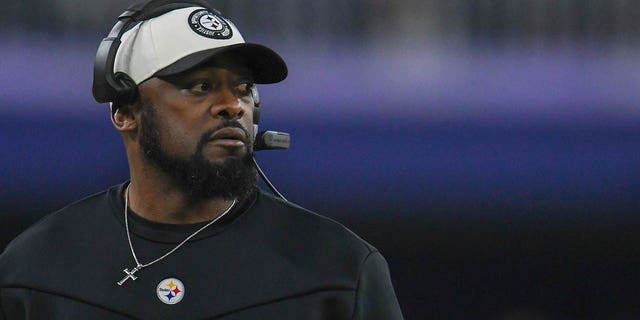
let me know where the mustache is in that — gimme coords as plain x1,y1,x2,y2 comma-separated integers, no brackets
196,121,250,150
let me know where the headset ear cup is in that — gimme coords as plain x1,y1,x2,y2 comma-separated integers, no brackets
114,72,138,105
253,106,260,125
251,85,260,107
251,85,260,125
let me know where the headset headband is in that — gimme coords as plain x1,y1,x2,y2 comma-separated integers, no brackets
92,0,218,105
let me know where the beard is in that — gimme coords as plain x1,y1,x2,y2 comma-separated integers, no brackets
138,106,257,202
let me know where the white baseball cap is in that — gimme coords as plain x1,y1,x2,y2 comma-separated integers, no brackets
113,6,287,85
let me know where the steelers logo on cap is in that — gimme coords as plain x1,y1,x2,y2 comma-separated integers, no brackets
188,9,233,39
156,278,185,305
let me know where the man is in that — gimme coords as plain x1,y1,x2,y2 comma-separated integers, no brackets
0,1,403,319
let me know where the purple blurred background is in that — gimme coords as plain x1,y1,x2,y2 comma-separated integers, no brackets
1,1,639,319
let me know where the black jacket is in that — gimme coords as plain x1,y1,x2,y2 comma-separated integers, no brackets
0,184,403,319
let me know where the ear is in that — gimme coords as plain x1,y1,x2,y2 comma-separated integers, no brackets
111,103,140,132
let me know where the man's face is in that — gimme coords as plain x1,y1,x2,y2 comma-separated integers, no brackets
136,65,258,201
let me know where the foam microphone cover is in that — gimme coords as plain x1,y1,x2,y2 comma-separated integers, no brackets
254,131,290,151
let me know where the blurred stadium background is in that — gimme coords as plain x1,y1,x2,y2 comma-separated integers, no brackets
1,1,639,319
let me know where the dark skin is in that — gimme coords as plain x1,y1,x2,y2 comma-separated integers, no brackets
111,65,256,224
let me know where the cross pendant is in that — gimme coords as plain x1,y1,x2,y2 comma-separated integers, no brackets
117,265,142,286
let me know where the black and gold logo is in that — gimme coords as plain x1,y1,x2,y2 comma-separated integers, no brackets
188,9,233,39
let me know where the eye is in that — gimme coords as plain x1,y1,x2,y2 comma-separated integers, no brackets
188,81,211,95
234,81,254,97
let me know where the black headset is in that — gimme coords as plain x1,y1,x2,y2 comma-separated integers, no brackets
92,0,261,125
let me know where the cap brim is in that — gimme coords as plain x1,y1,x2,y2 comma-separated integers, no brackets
154,43,287,84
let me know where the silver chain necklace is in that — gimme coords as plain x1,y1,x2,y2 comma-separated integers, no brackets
117,184,236,286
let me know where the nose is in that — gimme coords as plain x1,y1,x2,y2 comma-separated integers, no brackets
210,86,245,120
